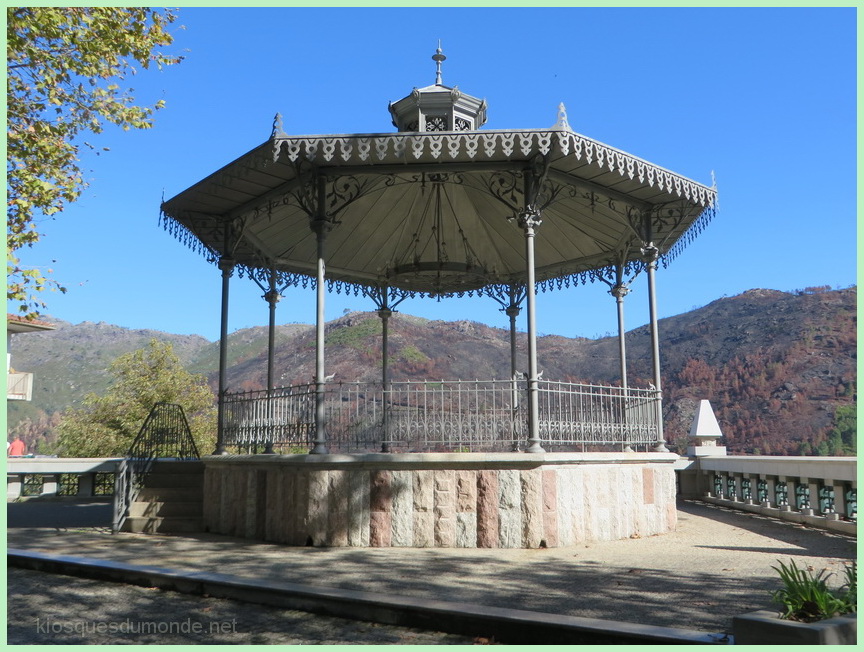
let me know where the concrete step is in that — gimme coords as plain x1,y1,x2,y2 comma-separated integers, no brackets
141,472,204,488
148,460,204,474
121,516,203,534
136,487,203,502
128,501,202,518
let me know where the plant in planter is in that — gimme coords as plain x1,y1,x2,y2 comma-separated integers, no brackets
733,560,857,644
771,559,857,623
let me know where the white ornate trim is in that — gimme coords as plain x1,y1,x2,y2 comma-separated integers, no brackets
272,129,716,208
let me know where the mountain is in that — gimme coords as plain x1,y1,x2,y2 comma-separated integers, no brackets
7,286,856,456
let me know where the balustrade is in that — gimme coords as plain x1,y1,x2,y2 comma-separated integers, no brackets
694,457,856,534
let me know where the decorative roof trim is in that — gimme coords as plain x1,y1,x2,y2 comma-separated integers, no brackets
272,128,717,208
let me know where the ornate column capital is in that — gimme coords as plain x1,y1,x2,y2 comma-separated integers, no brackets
218,257,235,276
610,283,630,300
640,243,659,266
517,208,543,231
310,217,334,237
263,289,281,305
504,304,521,318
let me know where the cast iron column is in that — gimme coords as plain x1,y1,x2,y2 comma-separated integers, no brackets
610,281,633,452
505,295,521,380
263,269,280,454
610,283,629,390
518,209,544,453
378,305,392,452
215,256,235,455
311,219,329,454
505,291,522,452
642,243,668,452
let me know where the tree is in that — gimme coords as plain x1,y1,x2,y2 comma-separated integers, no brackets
56,340,216,457
7,7,182,317
828,403,856,455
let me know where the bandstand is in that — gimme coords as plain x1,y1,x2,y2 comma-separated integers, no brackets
160,48,717,548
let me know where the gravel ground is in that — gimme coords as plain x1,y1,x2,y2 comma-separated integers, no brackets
7,500,855,641
6,567,481,645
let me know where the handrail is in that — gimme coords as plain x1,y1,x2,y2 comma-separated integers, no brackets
112,403,200,533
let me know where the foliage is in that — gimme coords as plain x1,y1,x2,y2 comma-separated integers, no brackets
398,344,430,365
771,559,857,622
324,318,380,351
7,7,182,317
56,339,215,457
840,561,857,612
827,403,856,455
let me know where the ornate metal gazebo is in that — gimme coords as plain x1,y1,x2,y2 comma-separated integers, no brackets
160,47,717,456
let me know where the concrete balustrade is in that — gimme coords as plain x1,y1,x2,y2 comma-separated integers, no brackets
6,458,122,500
676,455,856,535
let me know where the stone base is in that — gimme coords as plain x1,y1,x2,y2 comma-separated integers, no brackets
733,610,857,645
202,452,678,548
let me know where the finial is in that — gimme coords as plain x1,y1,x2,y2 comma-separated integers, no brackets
432,40,446,86
272,112,286,138
554,103,571,131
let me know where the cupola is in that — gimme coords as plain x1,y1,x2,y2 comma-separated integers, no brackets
388,43,487,132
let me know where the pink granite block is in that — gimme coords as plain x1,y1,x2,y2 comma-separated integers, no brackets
642,467,655,505
369,511,392,547
542,510,559,548
370,470,392,512
520,469,543,548
476,470,499,548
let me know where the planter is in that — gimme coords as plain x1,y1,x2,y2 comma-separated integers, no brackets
732,609,857,645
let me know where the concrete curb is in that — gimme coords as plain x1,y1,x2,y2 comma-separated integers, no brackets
8,548,728,645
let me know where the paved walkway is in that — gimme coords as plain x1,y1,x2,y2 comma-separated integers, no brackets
7,500,855,642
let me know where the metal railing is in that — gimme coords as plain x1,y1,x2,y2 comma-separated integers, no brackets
537,380,659,449
222,379,661,453
112,403,200,533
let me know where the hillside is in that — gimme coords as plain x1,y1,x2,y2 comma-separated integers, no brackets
7,287,856,456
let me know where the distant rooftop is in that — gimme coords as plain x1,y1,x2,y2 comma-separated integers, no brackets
7,314,56,334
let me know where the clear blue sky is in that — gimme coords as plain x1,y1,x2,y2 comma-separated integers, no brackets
13,7,857,342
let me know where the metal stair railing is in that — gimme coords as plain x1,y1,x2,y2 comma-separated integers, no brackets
112,402,200,533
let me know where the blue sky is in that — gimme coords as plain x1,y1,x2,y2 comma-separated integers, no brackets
13,7,857,342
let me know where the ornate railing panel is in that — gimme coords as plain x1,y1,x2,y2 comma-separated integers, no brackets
222,379,660,453
223,384,317,450
384,380,523,452
536,380,659,448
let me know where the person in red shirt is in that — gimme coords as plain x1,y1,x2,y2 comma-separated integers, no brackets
8,436,26,456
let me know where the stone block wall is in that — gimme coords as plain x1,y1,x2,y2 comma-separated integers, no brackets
202,453,678,548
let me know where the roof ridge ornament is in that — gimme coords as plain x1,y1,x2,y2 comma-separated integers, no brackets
553,103,571,131
433,40,446,86
272,112,287,138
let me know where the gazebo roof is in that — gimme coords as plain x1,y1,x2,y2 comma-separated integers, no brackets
161,74,716,300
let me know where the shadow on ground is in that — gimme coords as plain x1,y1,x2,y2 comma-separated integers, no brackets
7,499,856,634
7,498,113,529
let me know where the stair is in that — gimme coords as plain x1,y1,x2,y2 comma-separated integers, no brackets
121,460,204,534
